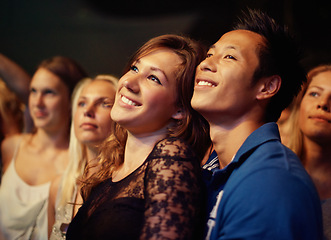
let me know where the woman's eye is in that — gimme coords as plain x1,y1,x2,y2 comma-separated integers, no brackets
130,65,138,73
148,75,162,85
77,101,86,107
308,91,319,97
44,89,56,95
101,102,113,108
30,88,37,94
206,53,213,58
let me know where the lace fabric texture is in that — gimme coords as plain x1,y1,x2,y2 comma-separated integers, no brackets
66,138,203,240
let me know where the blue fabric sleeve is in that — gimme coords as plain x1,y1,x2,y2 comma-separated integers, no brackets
215,168,323,240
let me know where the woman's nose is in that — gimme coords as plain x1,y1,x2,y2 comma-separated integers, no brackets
317,102,330,112
34,93,44,107
317,97,330,112
123,77,140,93
84,104,95,118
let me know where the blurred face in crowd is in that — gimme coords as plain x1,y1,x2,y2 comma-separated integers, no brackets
299,70,331,143
29,68,70,132
74,80,116,146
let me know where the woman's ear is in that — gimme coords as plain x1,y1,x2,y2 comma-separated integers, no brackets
256,75,281,100
172,108,185,120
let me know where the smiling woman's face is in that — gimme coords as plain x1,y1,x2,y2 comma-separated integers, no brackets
110,49,183,136
299,70,331,142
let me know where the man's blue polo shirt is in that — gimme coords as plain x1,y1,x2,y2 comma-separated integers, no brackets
202,122,323,240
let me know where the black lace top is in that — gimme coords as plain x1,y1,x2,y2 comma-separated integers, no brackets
66,138,204,240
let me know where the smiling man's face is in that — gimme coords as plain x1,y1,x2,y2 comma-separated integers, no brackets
191,29,265,125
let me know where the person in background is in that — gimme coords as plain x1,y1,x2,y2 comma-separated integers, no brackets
0,54,31,105
0,53,33,132
66,34,211,240
191,9,323,239
48,74,118,239
287,64,331,239
277,100,295,146
0,79,24,140
0,78,25,183
0,56,87,240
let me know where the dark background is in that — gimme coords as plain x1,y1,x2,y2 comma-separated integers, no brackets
1,0,330,78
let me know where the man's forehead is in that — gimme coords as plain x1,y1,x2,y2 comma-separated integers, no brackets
212,30,265,50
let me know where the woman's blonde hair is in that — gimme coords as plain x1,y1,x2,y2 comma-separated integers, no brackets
58,74,118,207
287,64,331,159
81,34,211,200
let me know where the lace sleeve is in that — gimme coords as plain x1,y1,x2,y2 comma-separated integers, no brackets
141,138,202,240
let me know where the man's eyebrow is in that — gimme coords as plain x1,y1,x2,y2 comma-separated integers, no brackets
209,45,237,50
225,45,237,50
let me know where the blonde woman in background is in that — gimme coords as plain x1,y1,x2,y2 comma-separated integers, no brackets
48,75,118,239
287,64,331,239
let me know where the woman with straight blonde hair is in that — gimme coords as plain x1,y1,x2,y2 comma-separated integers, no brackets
48,75,118,239
287,64,331,239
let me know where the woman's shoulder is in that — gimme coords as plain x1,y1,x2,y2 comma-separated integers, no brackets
1,133,26,171
146,137,201,181
2,133,24,146
152,137,195,160
2,133,32,155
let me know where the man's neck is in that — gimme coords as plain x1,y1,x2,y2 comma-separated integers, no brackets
210,120,263,169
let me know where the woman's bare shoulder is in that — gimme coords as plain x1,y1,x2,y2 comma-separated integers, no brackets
1,133,29,171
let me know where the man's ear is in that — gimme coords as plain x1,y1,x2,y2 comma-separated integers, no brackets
256,75,281,100
172,108,185,120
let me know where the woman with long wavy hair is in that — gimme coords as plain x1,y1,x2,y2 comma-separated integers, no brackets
66,34,211,240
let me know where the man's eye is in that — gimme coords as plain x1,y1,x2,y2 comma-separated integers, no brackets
224,55,236,60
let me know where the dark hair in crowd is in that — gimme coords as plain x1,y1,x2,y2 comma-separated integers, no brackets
234,9,307,122
38,56,88,96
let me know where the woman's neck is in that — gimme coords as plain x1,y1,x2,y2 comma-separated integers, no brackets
85,144,100,178
112,127,167,182
86,144,99,162
302,137,331,170
33,127,69,149
302,137,331,200
126,129,167,164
